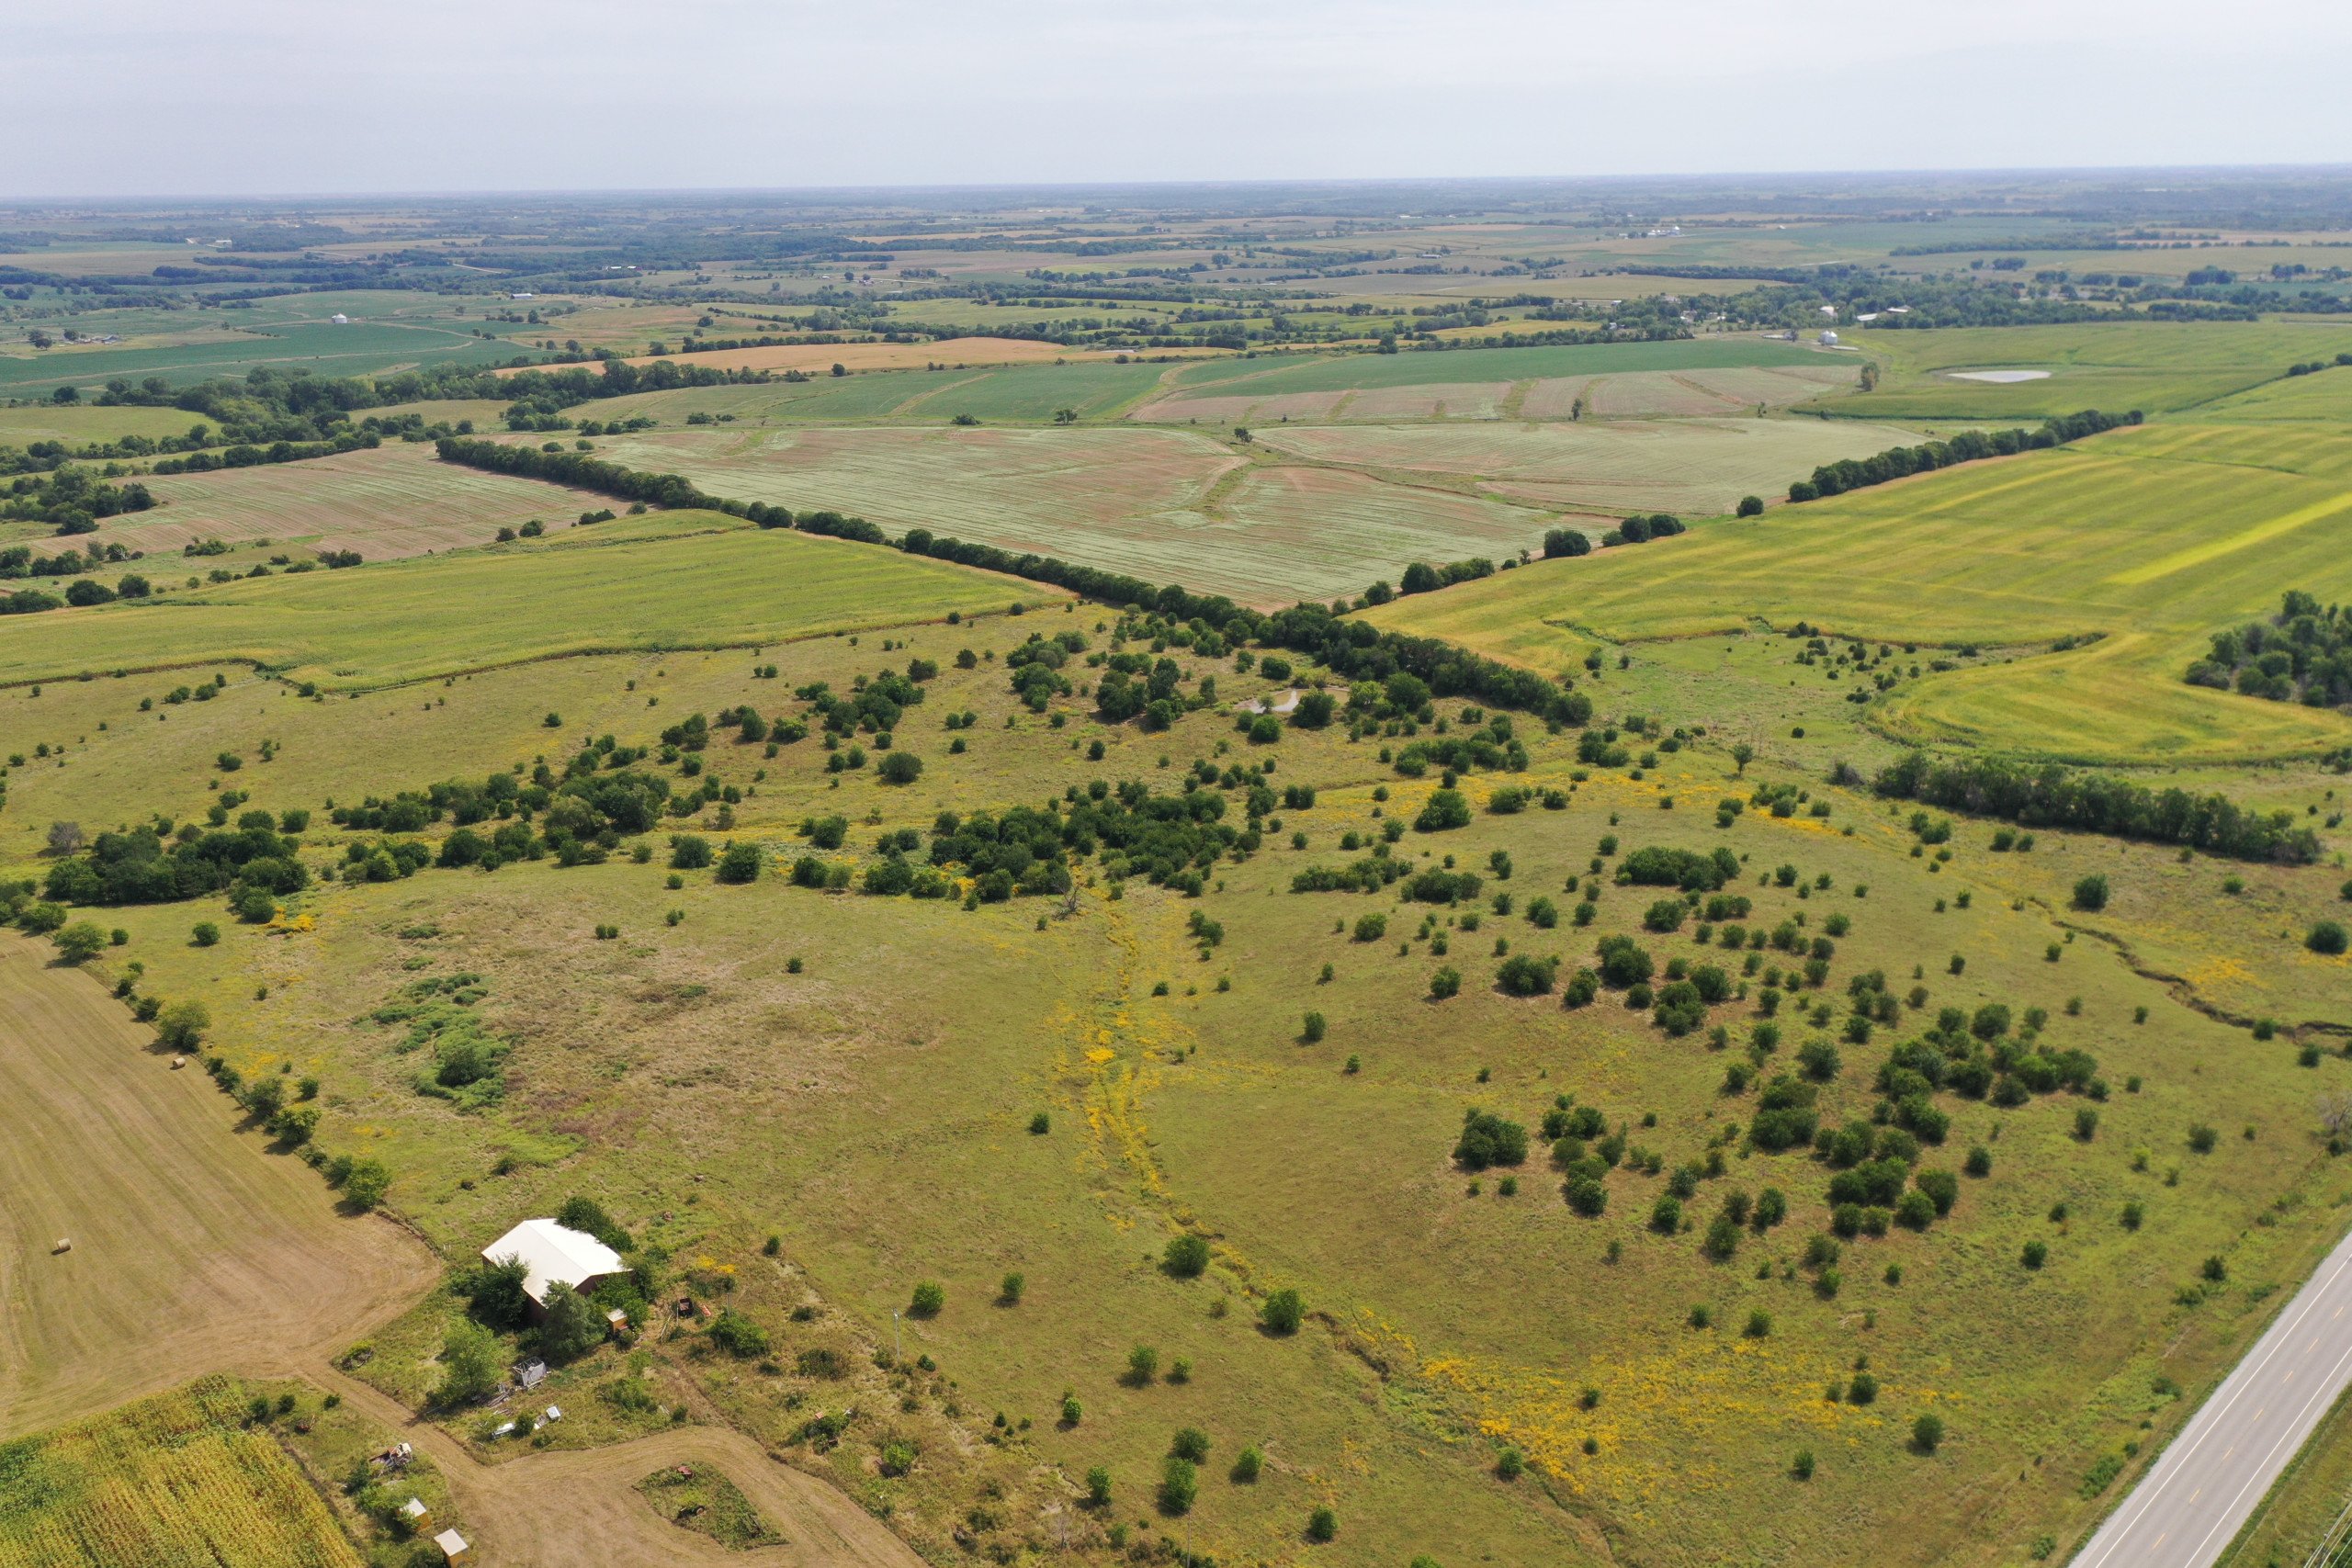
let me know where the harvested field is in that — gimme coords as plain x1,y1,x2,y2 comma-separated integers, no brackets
0,1377,363,1568
105,441,614,561
1256,417,1930,518
505,335,1131,378
0,934,435,1439
0,522,1049,688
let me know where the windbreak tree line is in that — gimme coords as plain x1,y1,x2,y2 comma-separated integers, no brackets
1788,411,2138,503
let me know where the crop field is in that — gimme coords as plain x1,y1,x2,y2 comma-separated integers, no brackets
1366,420,2352,763
1812,321,2352,420
2199,363,2352,423
0,933,436,1438
0,321,528,395
0,1378,362,1568
0,522,1050,689
89,441,617,561
525,334,1138,378
588,357,1179,425
0,402,208,447
1254,416,1929,518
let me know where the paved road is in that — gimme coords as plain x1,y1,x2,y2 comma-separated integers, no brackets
2075,1224,2352,1568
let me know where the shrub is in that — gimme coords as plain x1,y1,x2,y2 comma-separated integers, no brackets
1232,1446,1263,1483
1495,953,1558,996
1164,1234,1211,1278
1913,1414,1945,1453
1085,1466,1112,1506
1171,1427,1210,1462
1301,1010,1327,1043
1792,1449,1815,1479
706,1306,769,1358
1000,1271,1024,1304
1261,1288,1305,1335
908,1280,945,1317
1414,789,1472,832
191,921,220,947
715,842,762,883
1128,1345,1159,1383
1455,1110,1528,1169
2021,1240,2049,1269
878,750,923,784
51,920,106,964
2072,874,2109,912
1306,1507,1338,1543
1159,1456,1198,1515
1430,965,1463,1000
2311,920,2349,956
1565,1177,1608,1216
669,834,712,869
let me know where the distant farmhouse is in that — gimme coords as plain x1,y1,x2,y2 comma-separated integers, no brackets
480,1219,624,1315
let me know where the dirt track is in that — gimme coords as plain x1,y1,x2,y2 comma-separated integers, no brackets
313,1368,922,1568
0,934,437,1438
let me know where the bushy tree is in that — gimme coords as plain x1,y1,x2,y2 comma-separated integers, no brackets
1455,1110,1528,1168
1164,1234,1211,1278
2072,874,2109,912
434,1320,502,1406
540,1281,606,1360
716,842,762,883
52,919,106,964
909,1280,944,1317
1261,1288,1304,1335
461,1253,535,1330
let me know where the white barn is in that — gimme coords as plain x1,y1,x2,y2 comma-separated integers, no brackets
480,1219,624,1310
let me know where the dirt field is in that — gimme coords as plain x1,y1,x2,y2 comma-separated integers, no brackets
0,934,437,1438
312,1369,923,1568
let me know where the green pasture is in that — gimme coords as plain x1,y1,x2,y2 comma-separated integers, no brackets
1159,338,1828,400
0,402,208,446
1818,320,2352,420
0,519,1048,689
1365,421,2352,763
0,321,529,395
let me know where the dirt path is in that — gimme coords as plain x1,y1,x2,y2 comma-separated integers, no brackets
0,934,438,1438
312,1369,921,1567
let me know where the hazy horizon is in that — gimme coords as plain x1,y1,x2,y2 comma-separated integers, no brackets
8,0,2352,200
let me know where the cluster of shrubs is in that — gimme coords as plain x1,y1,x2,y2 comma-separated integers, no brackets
2185,590,2352,709
1871,750,2319,864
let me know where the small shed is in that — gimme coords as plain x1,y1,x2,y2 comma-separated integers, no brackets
330,313,350,324
605,1306,630,1338
434,1529,470,1564
1818,330,1840,346
514,1359,548,1391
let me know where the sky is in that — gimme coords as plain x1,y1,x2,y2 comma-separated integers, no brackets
8,0,2352,198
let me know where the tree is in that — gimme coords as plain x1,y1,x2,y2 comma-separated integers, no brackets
462,1253,535,1330
435,1320,503,1406
1736,495,1765,517
1300,1010,1326,1043
2310,920,2349,956
909,1280,944,1317
1159,1455,1198,1515
1912,1413,1945,1453
716,842,762,884
156,999,210,1052
1171,1427,1210,1462
1306,1506,1338,1542
1127,1345,1159,1384
1414,789,1472,832
878,751,923,784
52,919,106,964
540,1281,605,1360
706,1305,770,1359
1732,743,1755,774
45,820,83,856
1261,1288,1304,1335
191,921,220,947
669,834,712,870
1084,1466,1112,1506
1163,1234,1211,1278
342,1158,391,1211
2072,874,2109,912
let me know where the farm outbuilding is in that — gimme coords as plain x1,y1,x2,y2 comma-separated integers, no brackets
480,1218,625,1313
434,1528,470,1564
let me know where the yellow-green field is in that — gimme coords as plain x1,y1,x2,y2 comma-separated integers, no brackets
0,522,1051,689
1366,421,2352,763
0,1378,361,1568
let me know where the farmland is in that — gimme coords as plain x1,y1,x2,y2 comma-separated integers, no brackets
0,523,1049,688
6,174,2352,1568
1365,420,2352,763
0,1378,361,1568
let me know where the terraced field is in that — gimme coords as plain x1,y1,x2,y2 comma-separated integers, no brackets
1365,420,2352,762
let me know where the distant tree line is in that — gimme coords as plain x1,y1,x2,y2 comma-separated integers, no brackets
1789,411,2137,503
1870,750,2320,864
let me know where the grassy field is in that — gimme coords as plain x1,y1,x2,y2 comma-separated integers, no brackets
514,335,1143,378
94,441,618,562
574,414,1928,606
589,357,1177,425
1365,421,2352,763
17,596,2346,1567
0,522,1050,688
0,321,527,395
0,402,208,447
0,1377,362,1568
1813,321,2352,421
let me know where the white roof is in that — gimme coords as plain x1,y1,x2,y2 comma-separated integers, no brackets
481,1219,624,1304
434,1529,469,1554
401,1498,428,1517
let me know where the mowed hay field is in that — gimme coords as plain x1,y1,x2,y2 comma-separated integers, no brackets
0,1377,361,1568
1366,421,2352,762
0,935,435,1438
1813,320,2352,421
0,524,1053,688
0,402,205,447
1254,417,1930,518
577,415,1932,605
105,441,616,561
510,334,1152,378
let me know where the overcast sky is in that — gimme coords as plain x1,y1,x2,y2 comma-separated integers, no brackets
8,0,2351,199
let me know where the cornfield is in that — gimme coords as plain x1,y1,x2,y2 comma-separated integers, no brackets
0,1377,360,1568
